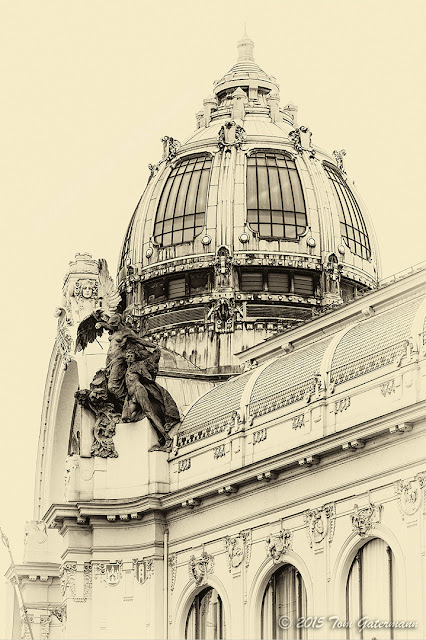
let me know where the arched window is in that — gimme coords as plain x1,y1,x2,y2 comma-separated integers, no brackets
247,151,307,240
323,163,371,260
261,565,307,639
153,154,212,247
346,539,395,639
185,587,224,640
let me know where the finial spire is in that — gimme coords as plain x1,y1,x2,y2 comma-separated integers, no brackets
237,28,254,62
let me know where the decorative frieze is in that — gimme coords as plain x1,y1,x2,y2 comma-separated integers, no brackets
266,529,293,563
224,529,252,571
304,503,336,547
168,553,177,592
93,561,123,587
253,428,267,444
351,502,382,537
188,552,214,586
133,559,153,584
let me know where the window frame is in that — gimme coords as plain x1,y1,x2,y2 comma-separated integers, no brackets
246,149,308,241
144,270,212,304
323,161,372,260
153,153,213,248
238,267,318,297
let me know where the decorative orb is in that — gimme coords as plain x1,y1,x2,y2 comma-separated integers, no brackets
201,235,211,245
338,244,345,255
239,232,250,243
307,237,316,248
146,247,153,258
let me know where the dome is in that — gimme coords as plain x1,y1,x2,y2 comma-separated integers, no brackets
117,37,380,374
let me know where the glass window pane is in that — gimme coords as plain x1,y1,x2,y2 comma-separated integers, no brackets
278,168,294,211
153,155,212,246
241,271,263,291
247,165,258,209
168,277,186,299
183,228,194,242
257,165,270,209
259,223,271,236
190,271,209,294
272,224,284,237
269,168,283,210
172,230,183,244
285,225,297,239
268,272,289,292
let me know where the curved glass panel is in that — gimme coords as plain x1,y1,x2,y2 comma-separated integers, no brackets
185,587,223,639
346,539,395,639
261,564,307,639
154,155,212,247
247,152,307,239
323,163,371,260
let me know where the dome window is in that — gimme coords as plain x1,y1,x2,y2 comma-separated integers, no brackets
153,154,212,247
323,162,371,260
246,151,307,240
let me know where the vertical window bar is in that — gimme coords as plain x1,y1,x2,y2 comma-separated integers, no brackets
387,546,394,639
358,549,363,640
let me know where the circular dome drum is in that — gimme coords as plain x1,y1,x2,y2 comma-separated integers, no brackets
117,38,380,374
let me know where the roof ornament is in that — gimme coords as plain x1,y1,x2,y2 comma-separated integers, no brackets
289,126,316,159
333,149,347,174
218,120,246,152
237,27,255,62
161,136,180,162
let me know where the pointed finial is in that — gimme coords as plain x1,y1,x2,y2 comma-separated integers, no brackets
237,28,254,62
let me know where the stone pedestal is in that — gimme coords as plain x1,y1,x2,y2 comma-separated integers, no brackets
93,418,169,499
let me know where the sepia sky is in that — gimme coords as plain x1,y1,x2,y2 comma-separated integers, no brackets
1,0,425,621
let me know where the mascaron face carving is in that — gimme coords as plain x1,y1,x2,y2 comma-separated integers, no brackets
351,502,382,537
266,530,293,563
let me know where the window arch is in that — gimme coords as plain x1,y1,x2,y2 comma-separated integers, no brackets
246,151,307,240
261,564,307,639
346,538,395,639
185,587,224,640
323,162,371,260
153,154,212,247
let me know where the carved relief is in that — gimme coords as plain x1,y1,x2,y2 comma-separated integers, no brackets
40,615,51,640
253,428,267,444
304,503,336,547
395,476,424,519
188,552,214,586
213,444,226,459
288,126,315,157
332,397,351,414
292,414,304,429
83,562,92,601
20,610,34,640
305,373,324,403
218,120,246,151
380,380,395,396
93,561,123,586
351,503,382,537
168,553,177,592
59,562,77,598
266,529,293,563
224,529,251,571
178,458,191,473
133,559,154,584
208,297,243,333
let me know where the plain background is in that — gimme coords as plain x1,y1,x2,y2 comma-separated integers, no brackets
1,0,425,633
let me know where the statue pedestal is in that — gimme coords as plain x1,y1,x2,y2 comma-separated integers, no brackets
92,418,169,499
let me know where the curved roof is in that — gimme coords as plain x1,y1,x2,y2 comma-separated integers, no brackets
176,289,425,446
330,296,423,385
249,338,332,417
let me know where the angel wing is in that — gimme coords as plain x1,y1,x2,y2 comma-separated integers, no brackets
75,310,105,353
98,258,122,315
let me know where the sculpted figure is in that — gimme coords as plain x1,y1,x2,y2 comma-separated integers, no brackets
76,308,180,454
